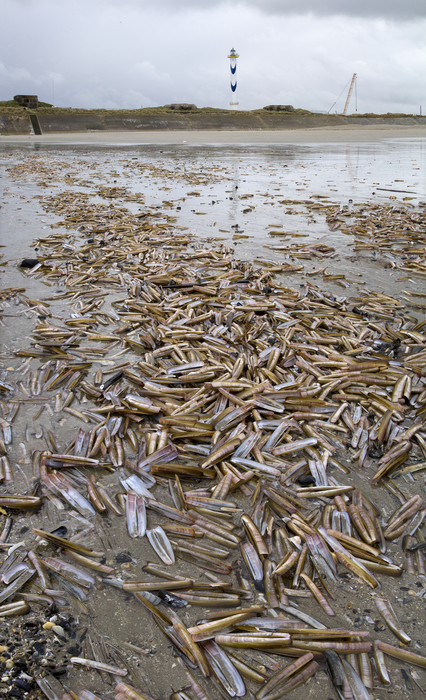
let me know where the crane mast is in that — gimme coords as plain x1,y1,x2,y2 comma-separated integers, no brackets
342,73,357,115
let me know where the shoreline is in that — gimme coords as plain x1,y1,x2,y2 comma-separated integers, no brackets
1,124,426,145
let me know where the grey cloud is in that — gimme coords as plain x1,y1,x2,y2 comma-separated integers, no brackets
8,0,426,19
245,0,426,17
112,0,426,19
0,61,32,83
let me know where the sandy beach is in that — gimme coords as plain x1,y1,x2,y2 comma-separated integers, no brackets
1,124,426,145
1,135,426,700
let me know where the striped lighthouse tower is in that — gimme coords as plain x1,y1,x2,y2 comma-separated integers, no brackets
228,48,239,106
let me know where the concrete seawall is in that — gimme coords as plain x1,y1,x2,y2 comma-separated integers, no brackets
2,112,426,136
2,111,425,136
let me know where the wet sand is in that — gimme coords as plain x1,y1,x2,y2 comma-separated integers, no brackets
1,140,426,700
1,124,426,145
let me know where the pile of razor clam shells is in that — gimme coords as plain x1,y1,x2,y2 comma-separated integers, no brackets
1,163,426,700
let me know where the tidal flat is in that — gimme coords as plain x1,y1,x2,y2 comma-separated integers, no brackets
0,137,426,700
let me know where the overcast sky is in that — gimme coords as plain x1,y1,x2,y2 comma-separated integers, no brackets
1,0,425,114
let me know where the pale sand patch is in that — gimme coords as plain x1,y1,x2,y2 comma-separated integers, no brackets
1,125,426,146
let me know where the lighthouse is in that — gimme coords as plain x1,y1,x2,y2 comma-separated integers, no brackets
228,48,239,107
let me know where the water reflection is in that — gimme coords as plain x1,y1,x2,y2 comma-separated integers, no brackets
1,138,425,300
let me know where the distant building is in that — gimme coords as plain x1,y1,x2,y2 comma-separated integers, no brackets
14,95,39,108
263,105,294,112
164,103,197,111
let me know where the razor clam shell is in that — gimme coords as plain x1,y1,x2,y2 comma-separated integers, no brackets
146,526,175,565
0,600,30,617
126,491,139,539
0,567,35,604
202,639,246,697
42,556,96,587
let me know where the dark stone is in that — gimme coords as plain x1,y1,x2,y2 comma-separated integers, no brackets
9,689,24,699
13,679,32,692
115,552,133,563
78,629,87,643
19,259,39,268
13,660,27,670
368,445,383,459
297,474,316,486
50,666,68,676
66,644,81,655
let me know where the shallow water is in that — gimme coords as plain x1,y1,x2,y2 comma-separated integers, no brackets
2,138,425,299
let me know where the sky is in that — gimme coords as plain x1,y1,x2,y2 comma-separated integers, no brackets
1,0,425,114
